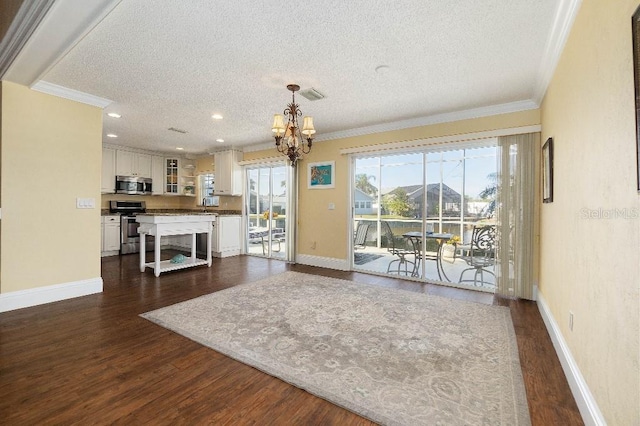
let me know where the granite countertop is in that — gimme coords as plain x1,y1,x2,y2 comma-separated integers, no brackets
140,212,216,216
101,209,241,216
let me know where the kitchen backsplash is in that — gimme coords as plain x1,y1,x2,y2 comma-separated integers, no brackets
101,193,243,211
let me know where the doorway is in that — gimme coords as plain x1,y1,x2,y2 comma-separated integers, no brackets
245,164,289,260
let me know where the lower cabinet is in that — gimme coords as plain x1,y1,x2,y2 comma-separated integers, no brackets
101,215,121,256
213,215,241,258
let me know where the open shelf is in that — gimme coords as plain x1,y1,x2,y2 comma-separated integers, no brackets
144,257,209,274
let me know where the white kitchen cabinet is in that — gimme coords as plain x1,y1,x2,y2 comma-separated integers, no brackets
101,215,121,256
101,147,116,193
165,158,180,194
214,150,243,196
116,150,152,178
213,215,241,258
151,155,164,195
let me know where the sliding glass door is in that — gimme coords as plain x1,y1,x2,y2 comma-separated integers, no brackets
352,143,498,292
245,164,288,260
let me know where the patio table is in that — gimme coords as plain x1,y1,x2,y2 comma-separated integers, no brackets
402,232,453,282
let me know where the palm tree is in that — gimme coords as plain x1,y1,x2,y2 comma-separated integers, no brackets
479,172,497,217
355,173,378,197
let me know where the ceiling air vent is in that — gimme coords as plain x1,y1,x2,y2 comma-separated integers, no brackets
168,127,188,134
300,87,325,101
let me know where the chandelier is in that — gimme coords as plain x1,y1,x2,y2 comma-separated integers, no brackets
271,84,315,166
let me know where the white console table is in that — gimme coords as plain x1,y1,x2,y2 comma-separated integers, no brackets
136,214,216,277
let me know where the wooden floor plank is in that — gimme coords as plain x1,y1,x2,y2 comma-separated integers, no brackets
0,252,583,425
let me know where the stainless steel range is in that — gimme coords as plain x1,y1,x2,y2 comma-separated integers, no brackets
109,200,155,254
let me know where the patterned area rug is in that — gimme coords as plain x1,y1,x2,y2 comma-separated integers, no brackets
141,272,530,425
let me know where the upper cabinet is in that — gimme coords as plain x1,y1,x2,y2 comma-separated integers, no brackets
103,145,217,197
101,147,116,193
116,150,152,178
214,150,243,196
151,155,165,195
165,158,179,195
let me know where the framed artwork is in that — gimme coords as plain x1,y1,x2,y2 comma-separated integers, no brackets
542,137,554,203
632,6,640,191
308,161,335,189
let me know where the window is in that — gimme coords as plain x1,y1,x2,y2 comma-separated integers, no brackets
199,173,215,205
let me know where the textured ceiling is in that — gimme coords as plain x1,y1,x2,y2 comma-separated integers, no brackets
37,0,561,154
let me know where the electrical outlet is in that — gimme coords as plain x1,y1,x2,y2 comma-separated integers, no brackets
569,311,574,331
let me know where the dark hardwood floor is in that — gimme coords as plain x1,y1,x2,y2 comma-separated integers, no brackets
0,252,583,425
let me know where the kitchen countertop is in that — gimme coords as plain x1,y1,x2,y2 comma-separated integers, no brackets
138,212,216,216
101,209,241,216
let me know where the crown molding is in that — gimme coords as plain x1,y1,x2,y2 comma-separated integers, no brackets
315,100,539,142
0,0,55,80
31,80,112,108
533,0,582,104
3,0,121,86
316,100,539,142
244,99,539,154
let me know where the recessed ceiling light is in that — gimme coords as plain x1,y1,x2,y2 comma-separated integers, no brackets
176,147,184,150
212,114,223,120
106,133,118,138
216,139,224,143
107,112,121,118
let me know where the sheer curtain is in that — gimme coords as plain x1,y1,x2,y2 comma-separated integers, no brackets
495,133,538,299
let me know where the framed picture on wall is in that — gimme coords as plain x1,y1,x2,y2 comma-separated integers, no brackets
308,161,335,189
632,6,640,191
542,137,554,203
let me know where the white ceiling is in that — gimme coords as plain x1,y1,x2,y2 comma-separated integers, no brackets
3,0,578,155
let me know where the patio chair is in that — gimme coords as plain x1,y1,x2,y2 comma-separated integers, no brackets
353,222,370,250
267,228,285,253
382,221,416,276
458,225,496,286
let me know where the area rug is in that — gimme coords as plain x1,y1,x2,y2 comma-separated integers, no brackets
141,271,530,426
354,252,384,265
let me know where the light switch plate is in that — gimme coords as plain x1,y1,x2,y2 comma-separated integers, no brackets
328,203,335,210
76,198,96,209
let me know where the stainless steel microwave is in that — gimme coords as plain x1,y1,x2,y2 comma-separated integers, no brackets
115,175,152,195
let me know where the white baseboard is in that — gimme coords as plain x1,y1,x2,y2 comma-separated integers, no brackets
296,254,349,271
213,249,241,258
0,277,103,313
537,293,605,426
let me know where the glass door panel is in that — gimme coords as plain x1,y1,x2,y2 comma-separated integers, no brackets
351,144,498,292
246,165,287,259
270,166,287,260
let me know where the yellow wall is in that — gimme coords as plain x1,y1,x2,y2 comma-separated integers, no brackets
244,109,540,259
195,155,214,174
1,81,103,293
540,1,640,424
